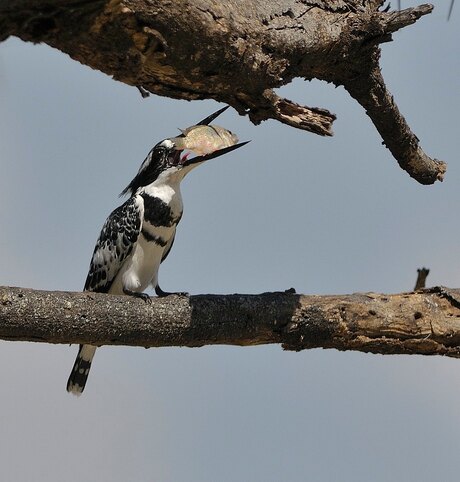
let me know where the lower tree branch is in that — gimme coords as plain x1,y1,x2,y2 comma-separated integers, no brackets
2,286,460,358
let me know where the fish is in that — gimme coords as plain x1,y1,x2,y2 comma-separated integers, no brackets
171,124,239,156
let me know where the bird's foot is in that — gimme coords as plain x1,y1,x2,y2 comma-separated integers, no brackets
155,285,189,298
123,289,152,303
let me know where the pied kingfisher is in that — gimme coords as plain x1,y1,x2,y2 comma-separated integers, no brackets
67,107,247,395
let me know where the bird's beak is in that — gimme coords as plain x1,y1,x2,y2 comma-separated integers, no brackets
195,105,230,126
181,141,250,167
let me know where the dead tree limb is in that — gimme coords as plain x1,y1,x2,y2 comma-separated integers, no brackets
2,285,460,358
0,1,446,184
414,267,430,291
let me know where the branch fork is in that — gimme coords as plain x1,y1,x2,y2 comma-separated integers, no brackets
0,1,446,183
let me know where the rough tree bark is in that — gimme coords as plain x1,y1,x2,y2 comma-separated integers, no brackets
2,286,460,358
0,0,446,184
0,2,453,359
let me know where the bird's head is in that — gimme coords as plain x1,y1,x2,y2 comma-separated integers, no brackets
120,107,248,197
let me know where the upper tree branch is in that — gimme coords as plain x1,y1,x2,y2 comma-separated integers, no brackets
2,285,460,358
0,1,446,183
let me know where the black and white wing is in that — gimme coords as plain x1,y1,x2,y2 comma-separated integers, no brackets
84,196,142,293
160,232,176,264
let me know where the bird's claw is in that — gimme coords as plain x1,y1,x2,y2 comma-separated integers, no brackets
155,285,189,298
175,291,190,297
140,293,152,303
158,291,189,298
123,289,151,303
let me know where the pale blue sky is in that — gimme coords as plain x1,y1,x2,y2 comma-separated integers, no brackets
0,3,459,481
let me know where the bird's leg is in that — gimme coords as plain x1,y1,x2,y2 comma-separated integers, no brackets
123,288,151,303
155,285,189,297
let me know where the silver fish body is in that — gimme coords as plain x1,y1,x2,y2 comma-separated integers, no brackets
171,124,239,156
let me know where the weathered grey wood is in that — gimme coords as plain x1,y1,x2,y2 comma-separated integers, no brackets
1,286,460,358
0,0,446,184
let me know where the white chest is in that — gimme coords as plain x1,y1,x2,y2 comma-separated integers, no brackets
143,179,184,219
109,177,184,295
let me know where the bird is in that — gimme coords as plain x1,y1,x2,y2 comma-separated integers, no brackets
67,106,248,395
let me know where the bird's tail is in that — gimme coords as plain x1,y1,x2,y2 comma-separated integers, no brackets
66,344,97,396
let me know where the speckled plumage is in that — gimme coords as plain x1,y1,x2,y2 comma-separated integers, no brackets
83,197,142,293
